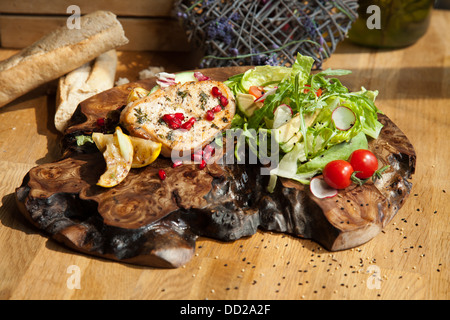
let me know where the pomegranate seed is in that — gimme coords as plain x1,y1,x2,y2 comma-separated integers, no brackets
211,86,222,97
96,118,105,127
168,120,181,129
203,146,213,162
193,148,203,155
199,159,207,169
174,113,185,121
181,123,191,130
162,114,182,129
203,153,211,162
158,169,166,180
205,110,215,121
181,117,196,130
203,145,215,162
220,95,228,107
163,114,176,122
212,105,222,113
172,160,183,168
204,144,215,155
192,153,202,163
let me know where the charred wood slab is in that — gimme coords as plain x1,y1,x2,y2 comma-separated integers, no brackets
15,67,416,268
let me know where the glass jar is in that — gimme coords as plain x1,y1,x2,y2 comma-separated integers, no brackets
348,0,434,48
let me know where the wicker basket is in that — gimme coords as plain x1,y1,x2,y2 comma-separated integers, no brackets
174,0,358,69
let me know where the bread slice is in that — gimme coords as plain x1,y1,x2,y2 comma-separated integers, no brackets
55,50,117,132
120,80,236,158
0,10,128,108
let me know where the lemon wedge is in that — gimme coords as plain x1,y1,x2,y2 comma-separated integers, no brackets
94,127,162,186
116,126,133,163
96,127,133,188
92,132,113,152
126,87,150,104
94,132,162,169
129,136,162,168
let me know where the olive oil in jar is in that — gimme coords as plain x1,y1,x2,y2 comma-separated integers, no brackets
348,0,434,48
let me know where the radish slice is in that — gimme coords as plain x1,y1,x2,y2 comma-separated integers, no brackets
255,86,278,103
332,106,356,131
156,72,176,88
272,104,293,129
310,176,338,199
194,71,210,81
157,72,176,80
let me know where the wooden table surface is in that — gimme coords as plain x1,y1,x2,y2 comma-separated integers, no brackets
0,9,448,301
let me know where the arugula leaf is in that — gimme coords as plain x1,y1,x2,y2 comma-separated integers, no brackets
224,73,245,96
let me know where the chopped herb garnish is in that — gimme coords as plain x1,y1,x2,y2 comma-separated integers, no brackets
199,91,209,110
177,90,188,101
134,107,149,124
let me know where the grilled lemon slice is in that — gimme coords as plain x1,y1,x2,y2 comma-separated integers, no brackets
94,127,162,187
92,132,113,152
96,127,133,188
126,87,150,104
129,136,162,168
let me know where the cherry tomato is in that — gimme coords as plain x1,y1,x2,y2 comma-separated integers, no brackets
323,160,354,189
316,88,323,97
249,86,264,99
348,149,378,179
304,84,322,97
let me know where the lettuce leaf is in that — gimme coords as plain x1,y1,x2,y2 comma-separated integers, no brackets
291,53,315,87
267,131,368,192
240,65,291,92
297,131,368,174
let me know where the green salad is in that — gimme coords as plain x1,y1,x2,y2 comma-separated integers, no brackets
224,53,383,192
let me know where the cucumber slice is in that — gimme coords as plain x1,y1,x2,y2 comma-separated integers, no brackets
273,110,320,152
175,71,197,83
236,92,263,118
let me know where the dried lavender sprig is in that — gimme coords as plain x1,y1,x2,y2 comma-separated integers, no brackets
200,39,324,64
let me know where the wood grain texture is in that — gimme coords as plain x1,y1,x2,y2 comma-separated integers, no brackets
0,9,448,300
0,0,175,16
0,15,189,51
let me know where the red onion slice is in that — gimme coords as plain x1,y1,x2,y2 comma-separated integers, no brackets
194,71,210,81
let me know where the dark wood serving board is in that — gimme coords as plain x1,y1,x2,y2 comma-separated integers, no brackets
15,67,416,268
